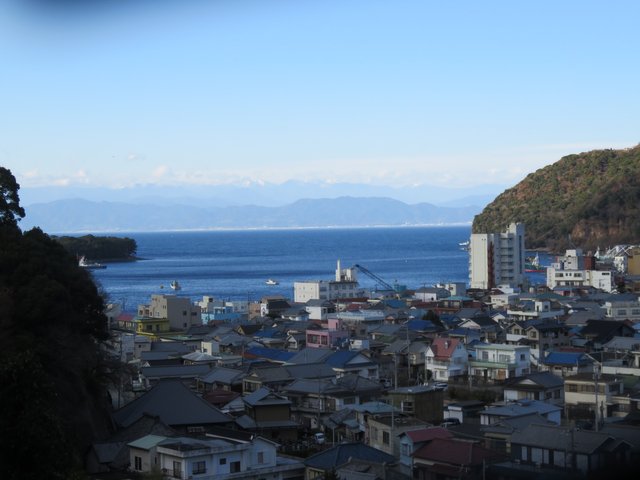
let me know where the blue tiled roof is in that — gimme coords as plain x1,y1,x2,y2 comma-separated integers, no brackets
326,350,360,368
407,319,437,331
543,351,589,366
245,346,295,362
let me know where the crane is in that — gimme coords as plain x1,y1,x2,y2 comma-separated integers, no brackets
353,264,395,291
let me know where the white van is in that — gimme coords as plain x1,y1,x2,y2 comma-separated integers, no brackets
313,432,326,445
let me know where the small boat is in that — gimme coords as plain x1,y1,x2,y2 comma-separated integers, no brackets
459,240,470,251
79,255,106,269
170,280,181,291
265,279,279,285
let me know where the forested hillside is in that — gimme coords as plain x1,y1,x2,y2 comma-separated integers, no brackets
472,146,640,251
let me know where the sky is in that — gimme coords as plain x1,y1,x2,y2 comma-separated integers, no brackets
1,0,638,199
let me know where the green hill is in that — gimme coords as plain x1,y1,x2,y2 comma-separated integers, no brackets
472,145,640,252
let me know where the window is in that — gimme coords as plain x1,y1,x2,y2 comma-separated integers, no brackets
230,461,241,473
520,354,525,360
193,461,206,474
134,456,142,471
382,431,390,445
257,452,265,464
498,354,510,362
402,401,414,413
481,351,489,360
219,458,227,465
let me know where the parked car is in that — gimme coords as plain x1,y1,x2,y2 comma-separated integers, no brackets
433,382,448,391
313,432,326,445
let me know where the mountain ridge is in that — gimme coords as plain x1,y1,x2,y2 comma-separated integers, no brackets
21,196,481,233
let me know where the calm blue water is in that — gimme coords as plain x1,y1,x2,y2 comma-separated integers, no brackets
89,226,473,311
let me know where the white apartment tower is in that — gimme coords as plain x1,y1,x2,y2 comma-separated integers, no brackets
469,222,526,290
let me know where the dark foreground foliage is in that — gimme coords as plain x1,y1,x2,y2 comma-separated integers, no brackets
0,168,113,479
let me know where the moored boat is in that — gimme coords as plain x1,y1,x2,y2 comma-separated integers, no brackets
265,279,279,285
170,280,181,290
79,256,107,269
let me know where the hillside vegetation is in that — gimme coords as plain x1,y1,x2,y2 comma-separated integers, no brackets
54,234,137,261
473,145,640,252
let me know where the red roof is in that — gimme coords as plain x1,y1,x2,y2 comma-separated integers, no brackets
413,438,502,466
430,337,461,360
405,427,454,443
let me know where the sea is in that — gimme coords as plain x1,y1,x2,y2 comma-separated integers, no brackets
88,225,548,312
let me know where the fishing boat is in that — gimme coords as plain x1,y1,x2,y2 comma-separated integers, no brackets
170,280,181,290
78,256,106,269
265,279,279,285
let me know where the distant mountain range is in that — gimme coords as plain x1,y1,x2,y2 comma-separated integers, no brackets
473,145,640,251
21,196,483,233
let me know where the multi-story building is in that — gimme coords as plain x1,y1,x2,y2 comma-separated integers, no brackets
469,222,526,290
137,294,202,331
425,337,468,381
546,249,615,293
128,432,304,480
469,343,530,381
294,260,361,302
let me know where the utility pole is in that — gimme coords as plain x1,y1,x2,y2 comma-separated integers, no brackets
594,362,600,432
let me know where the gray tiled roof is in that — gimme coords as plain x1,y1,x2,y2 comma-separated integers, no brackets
510,423,615,454
305,443,395,470
113,379,231,428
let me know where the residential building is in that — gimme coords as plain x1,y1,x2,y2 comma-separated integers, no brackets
425,337,468,381
137,294,202,331
469,343,530,382
503,372,564,406
128,432,304,480
412,437,503,480
564,372,625,422
469,222,525,290
387,385,444,424
398,427,454,474
546,249,615,292
480,399,562,425
505,423,632,478
304,443,395,480
366,414,430,457
541,351,595,378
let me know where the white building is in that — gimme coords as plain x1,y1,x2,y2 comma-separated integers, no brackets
469,343,530,381
425,337,468,381
128,433,303,480
294,260,361,302
469,222,526,290
546,249,615,293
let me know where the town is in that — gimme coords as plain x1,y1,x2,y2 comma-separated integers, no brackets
95,223,640,480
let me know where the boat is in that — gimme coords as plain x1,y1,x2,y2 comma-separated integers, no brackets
170,280,181,291
459,240,470,251
265,279,279,285
78,255,107,269
525,253,546,273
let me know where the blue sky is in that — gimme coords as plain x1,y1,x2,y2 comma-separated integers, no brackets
1,0,638,195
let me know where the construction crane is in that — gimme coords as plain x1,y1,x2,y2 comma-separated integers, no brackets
353,264,395,291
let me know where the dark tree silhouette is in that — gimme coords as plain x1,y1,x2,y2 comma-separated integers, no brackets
0,167,113,479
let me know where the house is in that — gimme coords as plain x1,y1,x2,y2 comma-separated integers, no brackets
502,372,564,406
480,399,562,425
197,367,246,393
564,372,625,422
469,343,530,382
233,387,300,442
578,319,636,349
241,363,335,394
283,374,383,430
457,315,502,342
398,427,453,474
442,400,485,424
387,385,445,424
504,423,632,478
304,443,395,480
113,379,232,433
541,351,594,378
306,318,350,349
128,431,304,480
412,437,504,480
366,414,430,456
325,350,379,379
425,337,468,382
